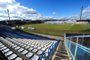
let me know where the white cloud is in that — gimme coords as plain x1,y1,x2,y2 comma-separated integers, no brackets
0,0,44,20
81,6,90,19
83,6,90,13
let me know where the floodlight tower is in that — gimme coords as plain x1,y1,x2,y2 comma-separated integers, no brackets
7,9,10,20
80,6,83,20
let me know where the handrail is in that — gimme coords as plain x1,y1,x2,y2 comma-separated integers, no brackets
64,33,90,60
67,35,90,38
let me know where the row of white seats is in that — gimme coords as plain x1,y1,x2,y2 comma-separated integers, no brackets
0,37,42,60
6,38,48,54
0,42,22,60
11,38,57,57
13,38,55,47
0,37,57,60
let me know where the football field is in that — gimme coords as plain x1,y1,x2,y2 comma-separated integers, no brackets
18,24,90,36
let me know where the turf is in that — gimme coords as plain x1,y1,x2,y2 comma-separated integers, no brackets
17,24,90,36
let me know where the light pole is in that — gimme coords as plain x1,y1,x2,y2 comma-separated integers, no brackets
7,9,10,20
80,6,83,20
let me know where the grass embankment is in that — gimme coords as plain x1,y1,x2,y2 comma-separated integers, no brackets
17,24,90,36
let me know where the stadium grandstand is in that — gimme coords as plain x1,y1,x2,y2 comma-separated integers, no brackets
0,25,69,60
0,25,90,60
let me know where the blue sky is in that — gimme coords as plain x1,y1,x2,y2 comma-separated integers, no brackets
16,0,90,18
0,0,90,20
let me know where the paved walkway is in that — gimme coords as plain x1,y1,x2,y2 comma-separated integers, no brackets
28,32,63,40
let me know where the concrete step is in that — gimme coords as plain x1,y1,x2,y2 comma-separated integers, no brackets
53,56,68,60
52,41,69,60
55,52,68,58
58,45,64,48
57,49,67,54
57,48,66,51
58,51,67,54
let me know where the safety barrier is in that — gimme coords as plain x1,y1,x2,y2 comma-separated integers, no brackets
64,33,90,60
40,40,60,60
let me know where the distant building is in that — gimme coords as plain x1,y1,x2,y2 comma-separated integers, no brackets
76,20,90,24
44,20,76,24
44,21,64,24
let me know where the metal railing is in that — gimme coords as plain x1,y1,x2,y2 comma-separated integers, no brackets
64,33,90,60
39,40,60,60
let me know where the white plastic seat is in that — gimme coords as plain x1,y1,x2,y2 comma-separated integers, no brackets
15,57,22,60
31,45,34,47
8,54,17,60
37,50,43,55
37,44,41,47
12,45,17,48
25,46,30,49
0,45,4,47
15,47,20,50
31,55,39,60
18,48,24,52
26,52,33,58
37,47,42,50
17,43,21,45
2,48,10,53
29,47,33,51
32,49,38,53
22,45,26,47
9,44,14,47
21,50,28,55
19,44,23,46
0,43,3,46
41,48,46,51
5,51,13,56
0,47,7,51
34,46,37,48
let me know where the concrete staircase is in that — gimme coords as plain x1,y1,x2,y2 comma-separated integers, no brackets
52,41,69,60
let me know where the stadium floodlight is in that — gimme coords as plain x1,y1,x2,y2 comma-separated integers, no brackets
80,6,83,20
7,9,10,21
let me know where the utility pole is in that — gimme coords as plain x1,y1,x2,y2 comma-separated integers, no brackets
80,6,83,20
